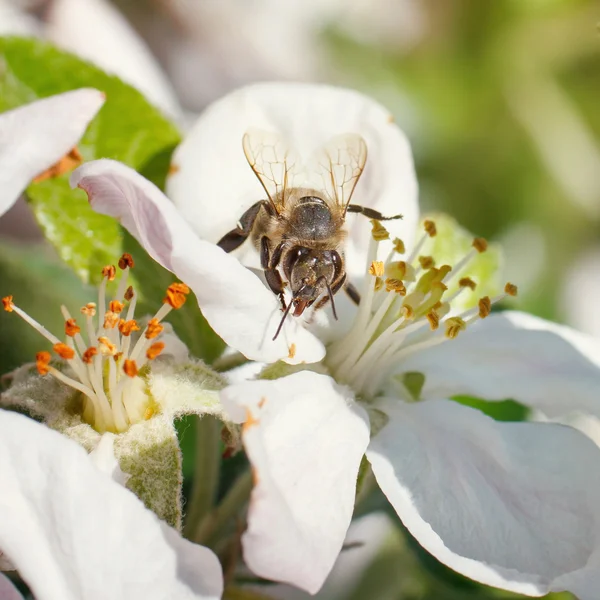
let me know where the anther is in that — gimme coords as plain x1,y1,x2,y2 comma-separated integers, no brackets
118,319,140,336
124,286,134,301
445,317,467,339
64,319,81,337
368,261,385,277
109,300,124,314
370,220,389,242
118,253,135,270
424,220,437,237
53,342,75,360
164,283,190,309
123,359,138,378
401,304,415,319
505,282,518,296
426,310,440,330
82,347,98,364
103,312,119,329
98,336,117,356
393,238,405,254
459,277,477,290
418,256,435,270
145,318,164,339
478,296,492,318
374,277,384,292
2,296,14,312
385,278,406,295
36,351,51,375
146,342,165,360
80,302,97,317
472,237,488,253
101,265,116,281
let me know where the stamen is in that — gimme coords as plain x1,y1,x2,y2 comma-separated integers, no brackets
472,237,488,253
109,300,124,314
374,277,384,292
53,342,75,360
445,317,467,339
2,296,14,312
118,254,135,270
505,282,518,296
145,318,164,339
101,265,116,281
393,238,405,254
369,261,385,277
118,319,140,337
103,312,119,329
64,318,80,337
385,278,406,295
146,342,165,360
426,310,440,330
124,286,134,301
459,277,477,290
478,296,492,318
418,256,435,270
36,351,51,375
423,220,437,237
82,347,98,364
4,298,61,345
370,220,389,242
98,336,117,356
164,283,190,309
123,359,138,378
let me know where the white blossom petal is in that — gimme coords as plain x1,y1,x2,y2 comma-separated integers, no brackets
0,573,23,600
88,433,130,486
71,159,325,364
167,82,418,279
367,398,600,596
220,371,370,594
0,410,223,600
0,88,104,217
397,311,600,418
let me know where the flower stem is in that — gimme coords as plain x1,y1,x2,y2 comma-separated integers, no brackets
191,469,253,547
183,416,222,538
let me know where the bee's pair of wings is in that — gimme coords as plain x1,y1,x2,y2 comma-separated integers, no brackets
242,128,367,214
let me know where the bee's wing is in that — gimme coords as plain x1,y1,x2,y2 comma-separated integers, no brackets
311,133,367,213
242,128,299,212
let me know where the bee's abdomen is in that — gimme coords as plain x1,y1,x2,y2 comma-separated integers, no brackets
289,196,336,240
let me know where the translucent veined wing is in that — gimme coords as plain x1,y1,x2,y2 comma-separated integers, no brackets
242,128,299,212
311,133,367,213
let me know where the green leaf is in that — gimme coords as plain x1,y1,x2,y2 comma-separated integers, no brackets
453,395,529,422
0,35,180,284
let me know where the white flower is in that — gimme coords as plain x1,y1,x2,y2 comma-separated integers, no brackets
0,409,223,600
0,88,104,217
70,82,600,598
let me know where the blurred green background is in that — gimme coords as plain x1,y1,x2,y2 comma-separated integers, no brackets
1,0,599,598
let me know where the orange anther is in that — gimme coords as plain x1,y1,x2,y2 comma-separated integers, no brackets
80,302,97,317
98,336,117,356
65,318,80,337
53,342,75,360
123,359,138,378
118,254,135,270
2,296,14,312
36,351,51,375
109,300,124,314
163,283,190,309
146,342,165,360
82,347,98,364
124,286,134,301
103,312,119,329
145,318,164,339
33,147,82,182
472,237,488,253
101,265,116,281
118,319,140,337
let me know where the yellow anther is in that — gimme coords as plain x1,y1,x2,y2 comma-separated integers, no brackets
98,336,117,356
505,282,518,297
82,347,98,364
164,283,190,309
65,319,80,337
145,318,164,339
144,406,155,420
385,278,407,295
393,238,405,254
103,311,119,329
109,300,124,314
146,342,165,360
459,277,477,290
472,237,488,253
118,253,135,270
80,302,97,317
426,310,440,330
478,296,492,318
374,277,384,292
288,344,296,360
423,220,437,237
124,286,134,301
53,342,75,360
2,296,14,312
418,256,435,270
401,304,415,319
437,265,452,279
123,359,138,378
370,220,390,241
369,261,385,277
101,265,116,281
36,351,51,375
445,317,467,339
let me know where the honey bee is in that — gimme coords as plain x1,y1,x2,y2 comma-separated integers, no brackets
217,128,402,339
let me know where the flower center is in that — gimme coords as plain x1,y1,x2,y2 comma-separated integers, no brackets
326,219,517,398
2,254,190,434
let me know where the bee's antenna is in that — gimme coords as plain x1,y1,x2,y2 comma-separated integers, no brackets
273,299,294,341
325,279,338,320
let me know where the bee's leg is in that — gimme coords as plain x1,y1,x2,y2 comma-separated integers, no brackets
344,281,361,305
216,200,268,252
261,236,286,311
346,205,403,221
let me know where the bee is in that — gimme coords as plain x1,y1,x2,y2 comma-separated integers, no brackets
217,128,402,339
